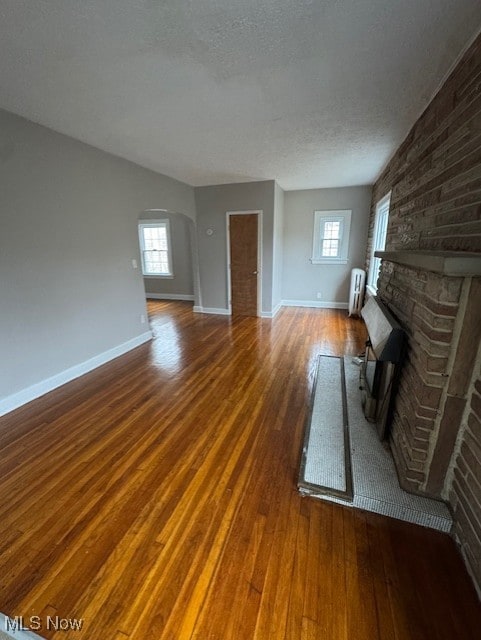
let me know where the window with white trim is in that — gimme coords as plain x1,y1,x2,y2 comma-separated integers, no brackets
138,220,173,277
367,193,390,291
311,210,352,264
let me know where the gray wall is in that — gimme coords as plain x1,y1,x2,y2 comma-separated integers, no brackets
194,181,275,314
283,186,372,305
141,212,194,298
0,108,195,405
272,183,285,313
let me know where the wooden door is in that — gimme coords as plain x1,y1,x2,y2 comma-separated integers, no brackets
229,214,259,317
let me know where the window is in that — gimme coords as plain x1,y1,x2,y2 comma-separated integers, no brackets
312,210,352,264
367,193,391,291
138,220,173,277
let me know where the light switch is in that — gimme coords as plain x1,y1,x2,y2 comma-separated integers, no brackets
132,259,138,269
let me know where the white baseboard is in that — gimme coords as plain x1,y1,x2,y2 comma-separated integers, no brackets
194,301,341,317
194,306,280,318
0,331,153,417
282,299,349,310
193,306,231,315
146,293,194,301
261,302,282,318
272,302,283,317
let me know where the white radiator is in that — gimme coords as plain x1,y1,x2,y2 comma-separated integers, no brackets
348,268,366,317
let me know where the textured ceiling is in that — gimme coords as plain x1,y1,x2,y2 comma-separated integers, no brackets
0,0,480,190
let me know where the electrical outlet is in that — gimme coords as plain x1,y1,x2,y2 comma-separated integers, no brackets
316,292,322,299
140,314,146,324
132,259,138,269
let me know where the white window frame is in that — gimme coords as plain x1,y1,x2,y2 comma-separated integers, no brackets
138,219,174,278
311,209,352,264
367,193,391,293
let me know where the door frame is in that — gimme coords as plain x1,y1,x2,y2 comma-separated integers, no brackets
226,210,263,316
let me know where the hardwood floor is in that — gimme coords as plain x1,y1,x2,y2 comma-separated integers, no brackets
0,301,480,639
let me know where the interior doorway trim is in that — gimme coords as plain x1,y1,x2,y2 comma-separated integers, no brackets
226,210,263,316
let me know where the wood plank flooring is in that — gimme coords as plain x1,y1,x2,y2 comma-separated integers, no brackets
0,301,480,639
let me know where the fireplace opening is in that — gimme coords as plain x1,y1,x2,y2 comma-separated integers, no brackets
360,296,405,440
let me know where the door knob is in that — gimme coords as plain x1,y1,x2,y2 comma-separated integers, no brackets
252,271,258,275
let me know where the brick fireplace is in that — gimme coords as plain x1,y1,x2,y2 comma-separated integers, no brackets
375,256,481,498
366,33,481,593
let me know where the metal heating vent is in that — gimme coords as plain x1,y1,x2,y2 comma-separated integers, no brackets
360,296,405,440
361,296,404,362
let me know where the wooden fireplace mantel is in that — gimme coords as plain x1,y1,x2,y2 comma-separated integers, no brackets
375,250,481,277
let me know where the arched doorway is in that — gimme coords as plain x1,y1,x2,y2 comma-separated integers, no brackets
137,209,200,309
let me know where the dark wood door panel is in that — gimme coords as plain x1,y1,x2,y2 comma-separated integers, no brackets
229,213,258,317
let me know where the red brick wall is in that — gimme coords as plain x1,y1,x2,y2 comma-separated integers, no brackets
367,32,481,592
450,365,481,597
377,264,464,494
368,35,481,260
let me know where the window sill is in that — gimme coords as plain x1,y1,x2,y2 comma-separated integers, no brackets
142,274,174,279
311,258,348,265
